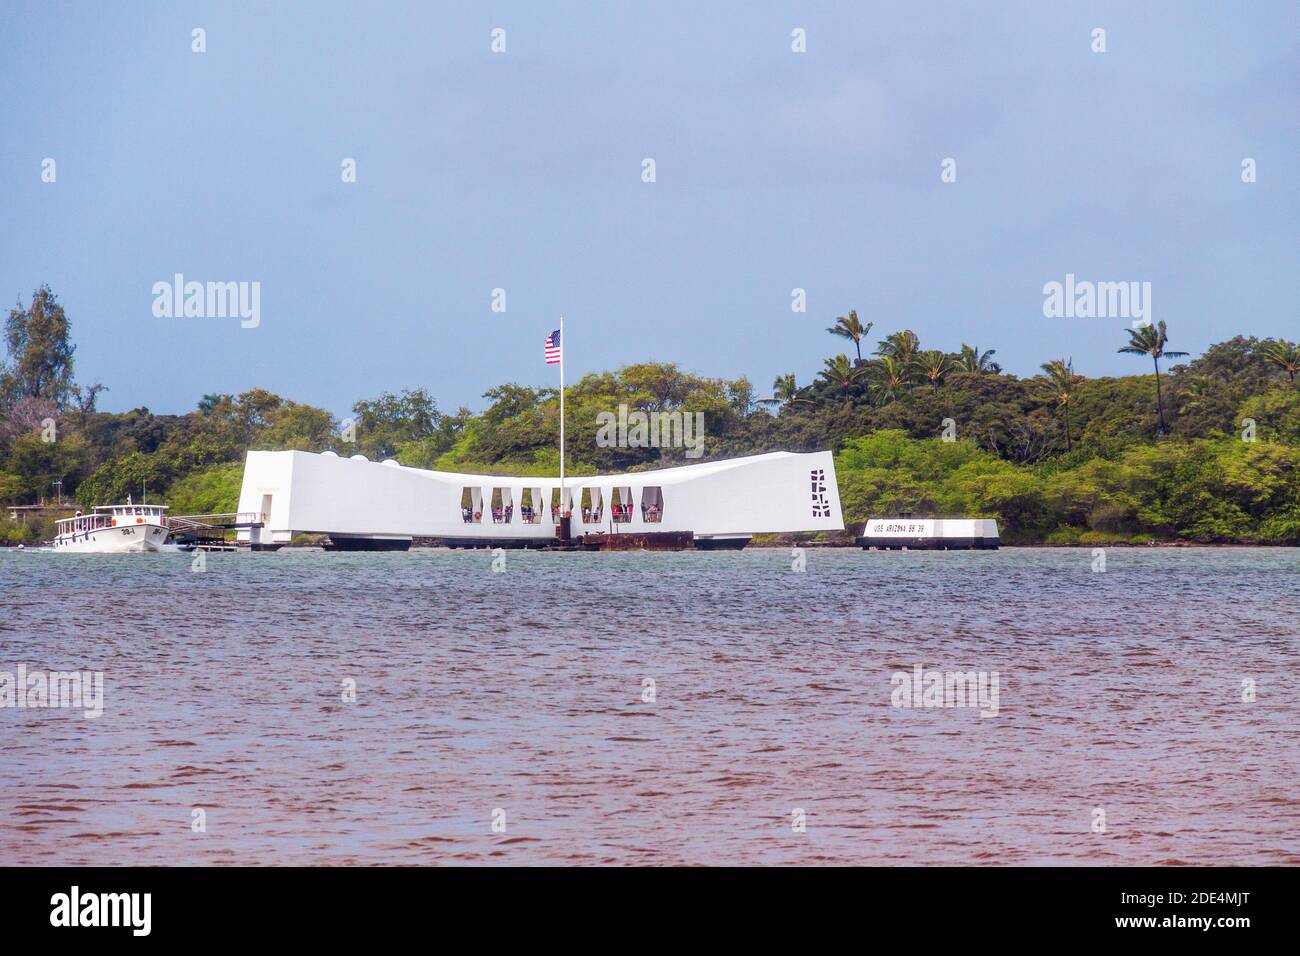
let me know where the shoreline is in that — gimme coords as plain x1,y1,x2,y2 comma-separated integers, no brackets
5,540,1295,551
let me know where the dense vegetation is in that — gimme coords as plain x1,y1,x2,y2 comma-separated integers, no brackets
2,286,1297,544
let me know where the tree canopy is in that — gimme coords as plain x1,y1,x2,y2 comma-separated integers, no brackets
1,287,1296,545
2,285,76,409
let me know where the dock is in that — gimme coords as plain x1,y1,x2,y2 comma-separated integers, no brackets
167,512,265,550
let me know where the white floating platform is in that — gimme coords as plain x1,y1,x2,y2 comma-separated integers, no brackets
857,517,999,550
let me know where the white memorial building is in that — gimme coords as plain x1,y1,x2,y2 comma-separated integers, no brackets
236,449,844,549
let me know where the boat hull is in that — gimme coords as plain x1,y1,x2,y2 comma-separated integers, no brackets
52,522,168,553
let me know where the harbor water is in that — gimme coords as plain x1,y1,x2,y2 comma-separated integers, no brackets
1,546,1297,865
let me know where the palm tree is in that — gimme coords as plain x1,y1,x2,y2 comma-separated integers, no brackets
1038,357,1085,452
916,350,953,388
957,344,999,374
876,330,921,368
1118,321,1188,434
870,355,912,406
818,354,864,404
1260,340,1300,382
827,309,873,365
759,373,813,410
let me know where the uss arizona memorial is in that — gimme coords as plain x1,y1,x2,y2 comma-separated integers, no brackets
234,448,999,550
226,321,994,552
235,448,845,549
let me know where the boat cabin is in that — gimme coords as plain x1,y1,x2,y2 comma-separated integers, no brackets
57,504,169,535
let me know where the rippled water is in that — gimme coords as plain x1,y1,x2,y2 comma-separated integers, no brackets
1,546,1297,866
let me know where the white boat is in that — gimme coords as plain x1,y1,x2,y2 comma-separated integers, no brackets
52,503,170,553
858,516,1000,550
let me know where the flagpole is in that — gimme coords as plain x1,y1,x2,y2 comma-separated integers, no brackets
558,314,565,518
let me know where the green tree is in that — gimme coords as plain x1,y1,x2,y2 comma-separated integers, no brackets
1167,336,1277,438
870,355,912,406
7,431,86,501
260,403,336,451
827,309,873,364
75,451,171,509
760,373,813,410
957,344,999,374
1238,386,1300,444
1259,340,1300,382
916,350,954,388
876,330,921,367
1176,376,1216,418
164,462,244,514
3,285,76,409
348,388,442,459
70,382,108,424
0,471,25,504
1118,321,1188,434
1038,358,1085,452
817,354,864,405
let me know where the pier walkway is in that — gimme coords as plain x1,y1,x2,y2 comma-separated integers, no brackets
167,512,265,550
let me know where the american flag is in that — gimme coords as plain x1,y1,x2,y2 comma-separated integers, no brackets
544,328,562,364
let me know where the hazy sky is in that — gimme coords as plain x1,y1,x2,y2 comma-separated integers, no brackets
1,1,1295,417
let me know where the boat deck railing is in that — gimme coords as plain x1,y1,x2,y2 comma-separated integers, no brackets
56,514,117,531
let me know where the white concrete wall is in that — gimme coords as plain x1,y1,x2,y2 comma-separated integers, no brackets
237,449,844,542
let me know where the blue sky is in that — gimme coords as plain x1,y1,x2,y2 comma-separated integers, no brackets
1,1,1295,417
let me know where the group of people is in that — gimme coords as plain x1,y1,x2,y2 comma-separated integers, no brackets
460,504,544,524
458,500,662,523
579,502,661,523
